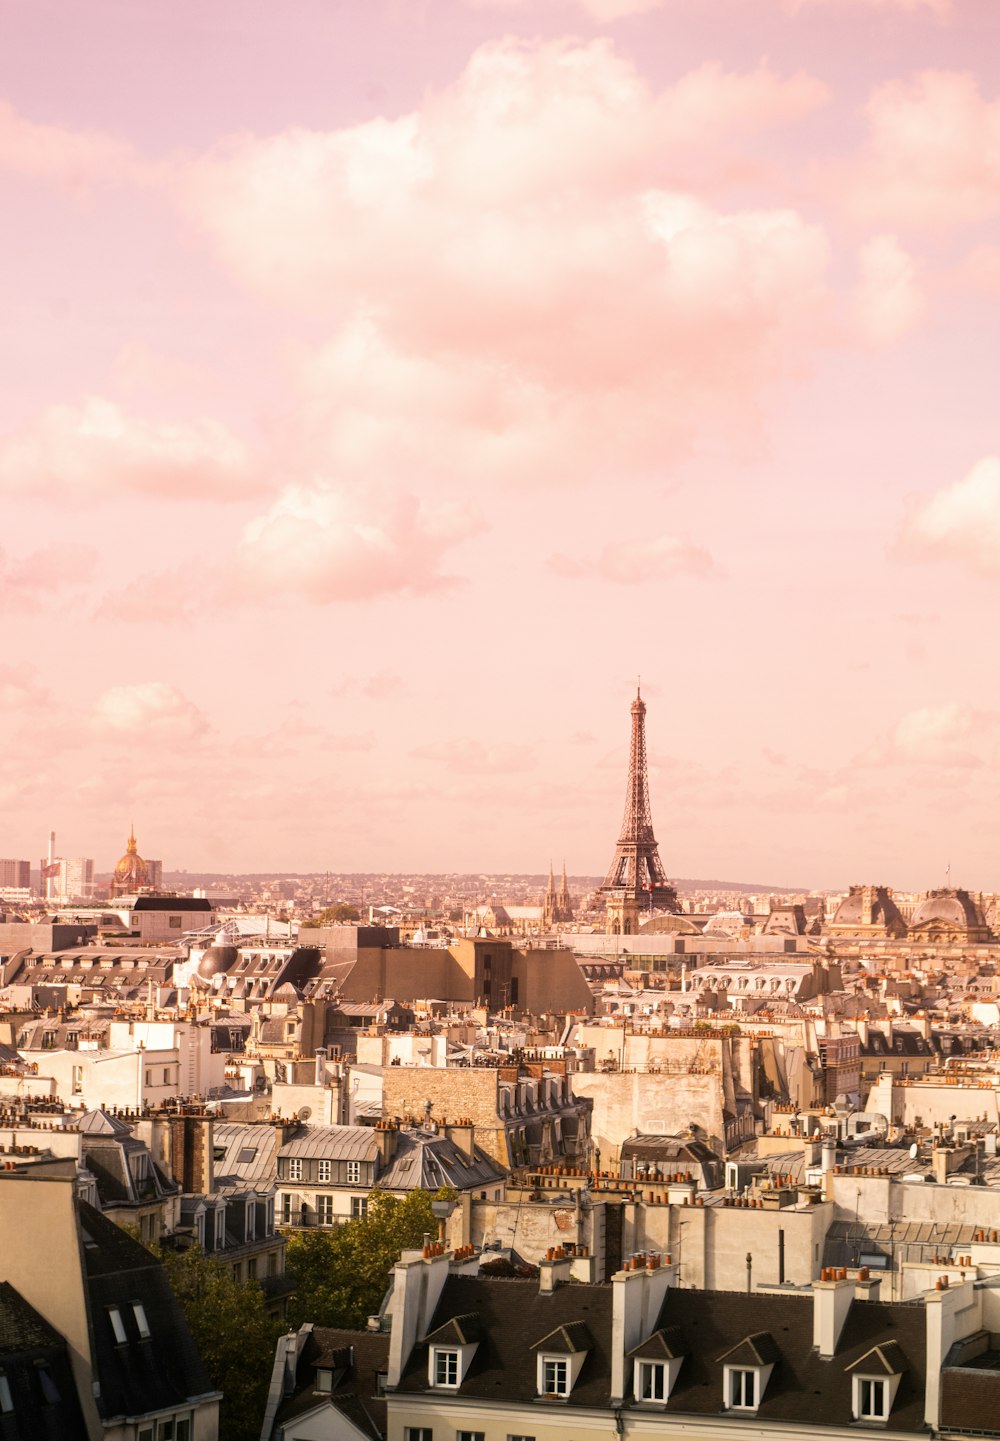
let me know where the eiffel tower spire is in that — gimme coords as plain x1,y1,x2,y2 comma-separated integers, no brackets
600,686,679,930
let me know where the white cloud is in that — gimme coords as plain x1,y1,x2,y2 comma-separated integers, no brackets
852,234,925,344
233,483,485,603
0,398,258,500
899,457,1000,574
93,683,209,741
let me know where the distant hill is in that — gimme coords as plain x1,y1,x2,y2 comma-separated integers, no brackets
89,869,812,895
673,878,810,895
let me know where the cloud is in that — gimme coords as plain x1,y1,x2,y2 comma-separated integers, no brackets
232,483,485,603
852,235,924,345
0,543,96,611
461,0,666,18
0,398,258,500
92,683,209,741
869,703,1000,768
0,665,49,711
899,458,1000,575
843,71,1000,228
789,0,949,12
548,534,713,582
95,564,209,624
0,100,142,188
409,740,537,774
180,43,831,484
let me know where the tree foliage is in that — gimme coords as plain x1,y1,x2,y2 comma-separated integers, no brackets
302,903,361,927
158,1246,283,1441
285,1188,444,1329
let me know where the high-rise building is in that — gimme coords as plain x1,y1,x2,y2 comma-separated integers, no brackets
599,686,680,934
52,858,95,902
0,860,30,888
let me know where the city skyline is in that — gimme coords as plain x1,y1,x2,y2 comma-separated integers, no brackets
3,1,1000,886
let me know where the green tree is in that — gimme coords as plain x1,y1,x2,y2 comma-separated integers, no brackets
158,1247,282,1441
302,903,361,927
285,1188,444,1329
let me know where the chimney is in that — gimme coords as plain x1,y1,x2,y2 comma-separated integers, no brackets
813,1269,854,1358
445,1118,476,1164
314,1047,327,1086
854,1267,881,1302
539,1247,573,1293
611,1254,677,1403
375,1120,399,1168
933,1141,951,1187
570,1247,597,1284
386,1246,452,1388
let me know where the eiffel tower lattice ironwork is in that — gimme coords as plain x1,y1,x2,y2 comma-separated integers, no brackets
599,686,680,913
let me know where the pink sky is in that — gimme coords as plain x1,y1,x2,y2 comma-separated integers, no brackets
3,0,1000,889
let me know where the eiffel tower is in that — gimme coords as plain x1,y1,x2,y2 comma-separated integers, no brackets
599,686,679,933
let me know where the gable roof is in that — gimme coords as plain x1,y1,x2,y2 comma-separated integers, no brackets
423,1313,483,1347
628,1325,687,1361
717,1331,781,1367
531,1320,594,1355
846,1340,907,1376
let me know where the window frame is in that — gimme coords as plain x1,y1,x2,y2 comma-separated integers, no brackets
540,1355,569,1396
727,1367,757,1410
287,1157,303,1182
317,1159,332,1184
432,1348,459,1388
635,1359,667,1402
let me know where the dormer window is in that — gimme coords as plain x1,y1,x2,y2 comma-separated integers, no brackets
629,1326,686,1405
531,1322,593,1399
718,1333,778,1413
847,1342,905,1424
425,1314,482,1390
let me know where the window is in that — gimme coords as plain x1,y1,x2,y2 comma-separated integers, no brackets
281,1194,293,1225
288,1158,302,1181
347,1160,361,1183
247,1257,258,1280
108,1307,127,1344
36,1365,59,1404
457,1433,484,1441
729,1369,756,1409
169,916,182,928
636,1361,667,1401
858,1378,886,1420
542,1357,568,1396
138,1430,154,1441
508,1436,535,1441
351,1196,368,1219
0,1374,11,1414
317,1195,334,1225
72,1065,83,1094
132,1302,151,1339
404,1430,432,1441
317,1160,332,1183
434,1350,459,1387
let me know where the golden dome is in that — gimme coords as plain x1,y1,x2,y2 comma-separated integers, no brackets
111,826,150,893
